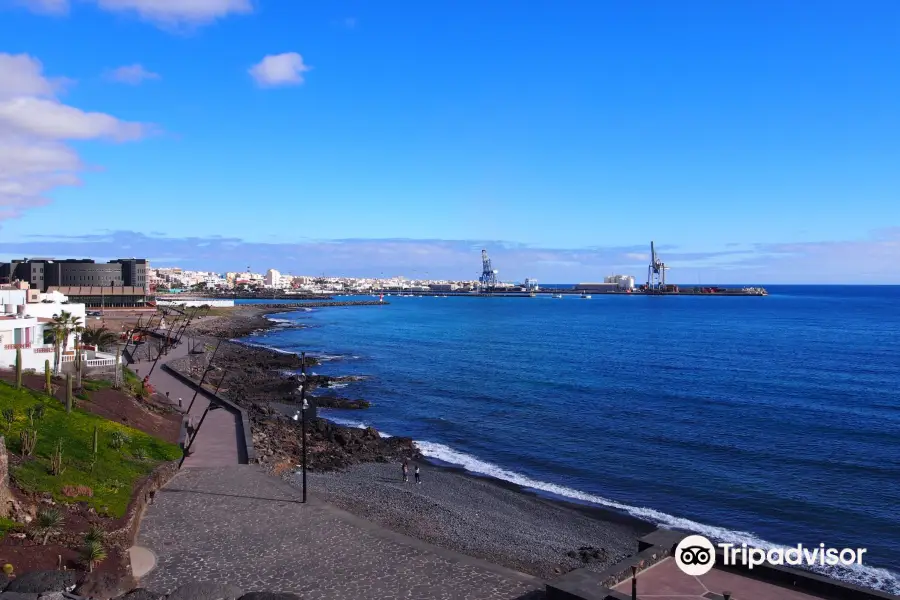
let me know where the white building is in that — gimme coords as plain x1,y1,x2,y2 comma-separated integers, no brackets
604,275,636,290
265,269,281,288
0,285,116,372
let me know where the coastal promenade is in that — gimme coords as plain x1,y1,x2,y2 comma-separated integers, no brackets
129,321,546,599
138,466,545,599
127,336,243,466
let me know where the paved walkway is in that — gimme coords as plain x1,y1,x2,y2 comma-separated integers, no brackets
137,466,545,600
613,557,824,600
128,335,244,466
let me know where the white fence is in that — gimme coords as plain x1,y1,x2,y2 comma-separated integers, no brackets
60,353,119,367
86,357,117,367
156,299,234,308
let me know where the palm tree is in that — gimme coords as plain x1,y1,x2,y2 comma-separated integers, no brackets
48,311,82,377
73,322,85,391
81,327,118,352
81,539,107,572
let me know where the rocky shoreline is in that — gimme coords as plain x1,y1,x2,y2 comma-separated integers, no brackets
171,306,419,471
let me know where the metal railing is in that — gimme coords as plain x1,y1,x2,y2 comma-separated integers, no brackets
3,343,32,350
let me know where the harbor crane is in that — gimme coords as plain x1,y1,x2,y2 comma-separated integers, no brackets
479,249,499,291
646,241,669,291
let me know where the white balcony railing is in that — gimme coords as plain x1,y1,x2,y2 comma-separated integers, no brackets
3,343,32,350
86,357,117,367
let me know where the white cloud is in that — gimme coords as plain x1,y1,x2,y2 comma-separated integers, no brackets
107,64,161,85
0,97,148,140
18,0,253,26
0,53,150,221
249,53,312,88
16,0,68,15
0,54,68,99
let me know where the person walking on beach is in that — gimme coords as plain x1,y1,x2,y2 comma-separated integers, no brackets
414,464,421,485
402,460,409,483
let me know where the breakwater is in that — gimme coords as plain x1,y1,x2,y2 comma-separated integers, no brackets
250,300,389,308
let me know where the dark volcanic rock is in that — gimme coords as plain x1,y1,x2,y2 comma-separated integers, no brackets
112,589,165,600
312,396,370,409
566,545,610,564
166,582,243,600
252,416,420,471
0,593,39,600
238,594,302,600
4,571,76,594
76,571,133,599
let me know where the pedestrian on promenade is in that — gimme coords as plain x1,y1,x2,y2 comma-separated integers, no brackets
402,460,409,483
414,465,421,485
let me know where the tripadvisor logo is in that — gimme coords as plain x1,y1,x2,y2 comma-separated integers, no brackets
674,535,868,576
675,535,716,576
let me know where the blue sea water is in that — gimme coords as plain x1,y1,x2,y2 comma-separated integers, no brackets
241,286,900,593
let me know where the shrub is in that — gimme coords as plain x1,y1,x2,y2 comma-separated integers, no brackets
33,508,63,545
81,539,107,572
33,403,45,422
61,485,94,498
84,524,105,545
1,408,13,431
132,447,147,461
109,430,130,450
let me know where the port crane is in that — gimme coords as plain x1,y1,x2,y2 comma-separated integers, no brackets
646,241,669,291
479,249,499,292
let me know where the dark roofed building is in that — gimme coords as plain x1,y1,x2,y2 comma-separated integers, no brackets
0,257,150,295
46,286,150,308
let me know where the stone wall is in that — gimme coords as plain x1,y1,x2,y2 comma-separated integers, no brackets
106,460,180,554
0,435,11,518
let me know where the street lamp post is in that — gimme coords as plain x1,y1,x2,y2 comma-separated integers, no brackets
293,351,308,503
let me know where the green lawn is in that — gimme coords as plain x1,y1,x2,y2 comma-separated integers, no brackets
0,516,21,541
0,380,182,518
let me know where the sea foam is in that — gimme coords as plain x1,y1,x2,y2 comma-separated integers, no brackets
413,440,900,594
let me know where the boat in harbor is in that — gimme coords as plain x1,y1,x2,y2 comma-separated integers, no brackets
552,294,563,299
581,293,592,299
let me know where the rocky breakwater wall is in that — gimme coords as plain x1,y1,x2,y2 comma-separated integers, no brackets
247,300,389,309
1,574,308,600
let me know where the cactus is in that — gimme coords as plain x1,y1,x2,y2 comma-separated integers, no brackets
93,425,99,455
2,408,13,431
25,406,35,427
44,359,51,394
15,348,22,390
113,348,122,389
65,374,73,413
20,428,37,457
50,439,65,476
33,403,44,422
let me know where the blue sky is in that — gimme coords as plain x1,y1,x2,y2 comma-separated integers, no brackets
0,1,898,282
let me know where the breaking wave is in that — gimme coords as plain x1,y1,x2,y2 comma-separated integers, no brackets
413,440,900,594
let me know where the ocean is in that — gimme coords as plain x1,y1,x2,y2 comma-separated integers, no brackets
240,286,900,593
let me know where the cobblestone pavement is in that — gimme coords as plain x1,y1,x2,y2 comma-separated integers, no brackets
138,466,545,600
128,336,244,466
